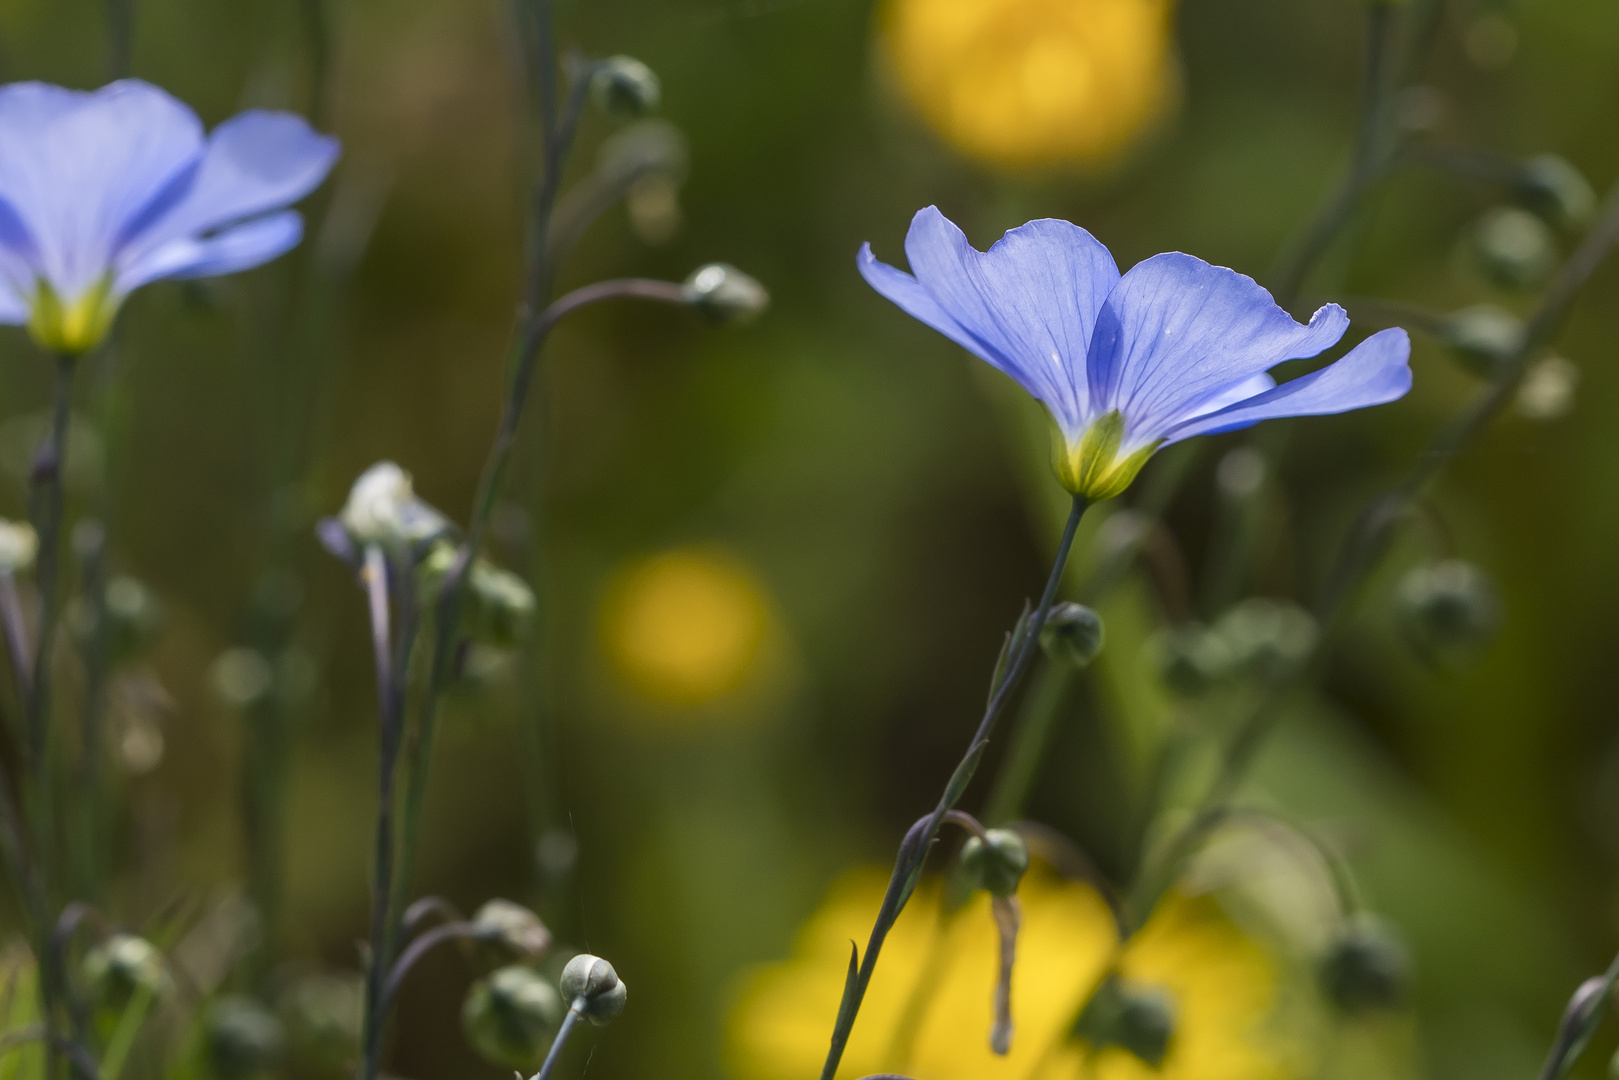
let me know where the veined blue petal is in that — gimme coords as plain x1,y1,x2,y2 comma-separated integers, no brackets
898,206,1119,434
118,211,303,291
857,243,993,366
1186,372,1276,419
116,110,338,276
1161,328,1412,445
0,80,203,301
1087,252,1349,444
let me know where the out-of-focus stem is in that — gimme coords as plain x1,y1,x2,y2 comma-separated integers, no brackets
534,1005,584,1080
105,0,133,80
72,523,108,903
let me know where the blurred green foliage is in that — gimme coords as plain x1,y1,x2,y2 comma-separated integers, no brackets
0,1,1617,1080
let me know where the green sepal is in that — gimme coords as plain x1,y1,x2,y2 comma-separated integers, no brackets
1052,411,1162,500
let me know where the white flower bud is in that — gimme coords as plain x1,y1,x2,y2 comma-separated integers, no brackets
559,953,627,1026
338,462,451,549
682,263,769,325
0,519,38,574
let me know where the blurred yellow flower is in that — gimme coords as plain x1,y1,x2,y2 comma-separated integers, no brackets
599,547,770,706
880,0,1179,171
729,868,1299,1080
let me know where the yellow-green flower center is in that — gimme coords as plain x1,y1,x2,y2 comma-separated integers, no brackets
27,275,118,356
1052,409,1162,499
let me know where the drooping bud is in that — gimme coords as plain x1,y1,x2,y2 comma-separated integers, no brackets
1212,598,1318,684
336,462,452,551
462,966,565,1069
591,56,661,118
1516,154,1597,229
472,899,552,961
558,954,628,1026
1319,917,1411,1013
1472,207,1557,290
0,519,38,574
959,829,1030,898
1396,559,1500,659
207,995,287,1080
1072,974,1177,1067
1041,602,1104,668
682,264,769,325
84,934,168,1010
1439,305,1525,377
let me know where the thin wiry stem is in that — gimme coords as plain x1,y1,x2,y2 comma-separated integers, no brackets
0,571,31,701
817,496,1089,1080
534,1005,585,1080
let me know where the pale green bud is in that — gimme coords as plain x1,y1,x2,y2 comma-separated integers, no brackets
683,264,769,324
1041,603,1104,668
591,56,661,118
1212,598,1317,684
338,462,451,550
559,954,627,1026
472,899,552,961
84,934,167,1010
207,996,286,1080
0,519,37,574
1320,917,1410,1013
1473,207,1557,290
462,966,564,1069
1517,154,1597,229
1439,304,1524,377
959,829,1030,898
1072,974,1176,1067
1396,560,1499,659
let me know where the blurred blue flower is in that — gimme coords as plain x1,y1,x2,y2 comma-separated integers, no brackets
859,207,1412,499
0,79,339,355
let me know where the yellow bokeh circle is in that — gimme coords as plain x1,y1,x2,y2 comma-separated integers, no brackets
600,547,771,707
880,0,1180,171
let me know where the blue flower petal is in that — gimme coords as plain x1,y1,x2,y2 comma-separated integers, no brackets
1161,327,1412,444
0,80,203,300
1087,252,1349,443
119,211,304,291
895,206,1119,434
115,109,338,291
1186,372,1276,419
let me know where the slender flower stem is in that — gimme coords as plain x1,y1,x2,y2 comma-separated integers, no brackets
1537,947,1619,1080
72,523,108,902
817,495,1089,1080
377,920,481,1016
534,1005,585,1080
28,354,74,784
359,543,409,1080
105,0,134,81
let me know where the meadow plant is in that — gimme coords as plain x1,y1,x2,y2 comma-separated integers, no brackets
0,4,1614,1080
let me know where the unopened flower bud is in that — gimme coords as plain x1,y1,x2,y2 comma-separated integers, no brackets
1516,355,1579,422
1213,598,1317,684
1151,626,1233,697
591,56,660,118
0,519,37,574
84,934,167,1010
104,576,163,660
462,966,564,1068
1396,559,1499,658
1320,917,1411,1013
208,995,286,1080
337,462,451,551
1472,207,1557,290
559,954,627,1026
960,829,1030,898
1439,304,1524,377
472,899,552,961
469,562,537,646
683,263,769,325
1516,154,1597,229
279,972,362,1071
1073,974,1176,1068
1041,603,1104,668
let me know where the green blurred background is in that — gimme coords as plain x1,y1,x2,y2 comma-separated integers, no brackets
2,0,1619,1079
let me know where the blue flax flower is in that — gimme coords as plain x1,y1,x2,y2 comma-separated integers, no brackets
859,207,1412,499
0,79,339,355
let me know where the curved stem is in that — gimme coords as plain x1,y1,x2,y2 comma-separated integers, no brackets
817,496,1089,1080
378,920,480,1017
